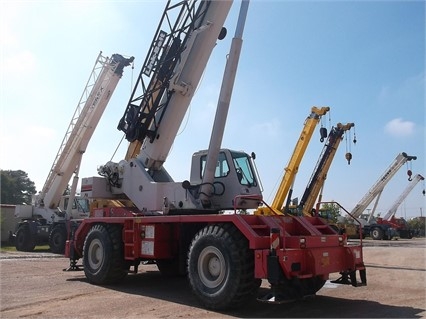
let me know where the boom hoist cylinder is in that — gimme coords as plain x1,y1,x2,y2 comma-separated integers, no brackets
199,0,249,207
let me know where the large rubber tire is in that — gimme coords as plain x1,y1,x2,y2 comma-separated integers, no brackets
370,227,384,240
15,224,36,252
187,223,259,310
399,229,412,239
49,224,67,254
83,224,127,285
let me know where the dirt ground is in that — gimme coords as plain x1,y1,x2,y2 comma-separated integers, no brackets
1,238,425,318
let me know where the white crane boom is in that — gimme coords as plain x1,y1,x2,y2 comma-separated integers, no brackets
382,173,424,220
13,52,133,254
85,0,262,214
39,52,133,211
350,152,417,219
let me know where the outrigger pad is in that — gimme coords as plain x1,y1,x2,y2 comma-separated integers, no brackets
63,259,83,272
257,281,318,304
331,269,367,287
258,291,298,304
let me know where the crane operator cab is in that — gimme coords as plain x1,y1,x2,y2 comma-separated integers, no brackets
90,149,262,215
188,149,262,211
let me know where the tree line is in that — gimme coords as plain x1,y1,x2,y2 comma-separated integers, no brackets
1,170,36,205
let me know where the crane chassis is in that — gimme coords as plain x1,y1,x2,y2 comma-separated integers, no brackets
66,199,366,309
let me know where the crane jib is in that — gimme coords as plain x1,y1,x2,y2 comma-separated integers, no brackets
117,0,216,146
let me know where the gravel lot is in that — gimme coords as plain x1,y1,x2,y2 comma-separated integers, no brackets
1,238,425,318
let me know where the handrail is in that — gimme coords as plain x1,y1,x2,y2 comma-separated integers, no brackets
316,201,364,244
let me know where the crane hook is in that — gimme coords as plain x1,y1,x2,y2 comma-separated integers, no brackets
345,152,352,165
407,169,412,181
320,127,328,143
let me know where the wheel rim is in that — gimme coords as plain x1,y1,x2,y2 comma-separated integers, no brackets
88,238,104,270
198,246,226,289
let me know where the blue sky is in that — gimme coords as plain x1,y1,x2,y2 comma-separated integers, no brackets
1,0,424,219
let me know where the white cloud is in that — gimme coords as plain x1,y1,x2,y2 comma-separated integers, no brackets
252,119,281,138
1,124,56,157
0,124,58,191
384,118,415,137
0,1,22,48
1,50,37,76
377,85,390,104
377,73,424,107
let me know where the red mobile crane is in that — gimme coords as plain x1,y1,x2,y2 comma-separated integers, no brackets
66,0,366,310
375,173,425,238
349,152,417,240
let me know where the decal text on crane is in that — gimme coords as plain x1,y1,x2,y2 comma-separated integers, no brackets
143,30,167,77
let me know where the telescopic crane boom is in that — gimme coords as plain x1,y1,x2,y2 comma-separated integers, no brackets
39,53,133,212
297,122,354,216
84,0,262,213
14,52,133,253
382,173,425,221
350,152,417,220
117,0,231,169
363,172,422,240
255,106,330,216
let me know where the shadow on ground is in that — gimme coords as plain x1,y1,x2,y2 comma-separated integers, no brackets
66,269,424,318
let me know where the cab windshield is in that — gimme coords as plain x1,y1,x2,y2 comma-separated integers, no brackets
231,151,257,187
76,198,90,213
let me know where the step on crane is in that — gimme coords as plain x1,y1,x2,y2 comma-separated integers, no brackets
13,52,133,253
66,0,366,310
375,173,425,238
348,152,417,240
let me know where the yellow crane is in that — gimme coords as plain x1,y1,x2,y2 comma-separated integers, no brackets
255,106,329,215
296,122,355,216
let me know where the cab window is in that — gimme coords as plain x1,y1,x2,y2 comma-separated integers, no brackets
200,152,229,178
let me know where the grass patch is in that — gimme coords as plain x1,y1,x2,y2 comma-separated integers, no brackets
0,244,16,252
0,243,50,253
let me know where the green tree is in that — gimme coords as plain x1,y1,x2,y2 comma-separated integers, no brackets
317,202,341,222
407,217,425,237
1,170,36,204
